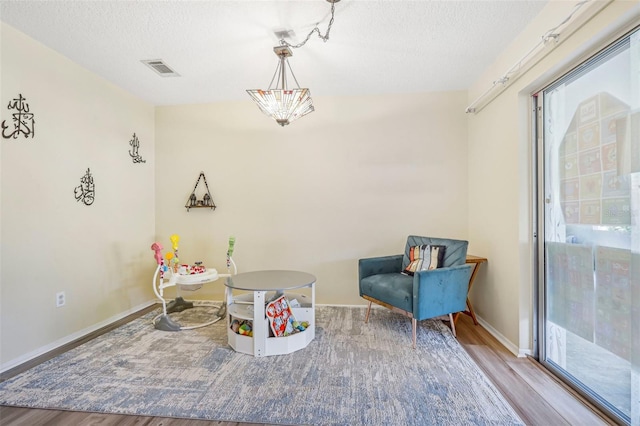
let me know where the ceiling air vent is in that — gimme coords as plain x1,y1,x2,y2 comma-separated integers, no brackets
141,59,180,77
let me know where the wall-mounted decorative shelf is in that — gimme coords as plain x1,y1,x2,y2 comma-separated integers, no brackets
185,172,216,212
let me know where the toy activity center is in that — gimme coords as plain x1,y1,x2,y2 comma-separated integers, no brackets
151,235,315,357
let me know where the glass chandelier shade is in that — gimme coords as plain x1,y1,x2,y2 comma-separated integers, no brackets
247,46,315,127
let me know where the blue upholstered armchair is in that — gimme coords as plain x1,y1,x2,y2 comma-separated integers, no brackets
359,236,473,348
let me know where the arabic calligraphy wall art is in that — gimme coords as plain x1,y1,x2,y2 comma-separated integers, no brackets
74,168,95,206
2,94,35,139
129,133,146,163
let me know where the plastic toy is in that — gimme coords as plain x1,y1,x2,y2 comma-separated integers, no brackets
239,323,252,336
230,319,253,337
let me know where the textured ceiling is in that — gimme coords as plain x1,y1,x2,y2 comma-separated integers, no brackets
1,0,548,106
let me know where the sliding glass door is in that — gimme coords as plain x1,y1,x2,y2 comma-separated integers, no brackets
538,27,639,425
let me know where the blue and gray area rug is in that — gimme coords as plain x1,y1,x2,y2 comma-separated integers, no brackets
0,304,523,425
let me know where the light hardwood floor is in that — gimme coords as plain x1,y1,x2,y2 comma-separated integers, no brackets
454,314,614,426
0,310,615,426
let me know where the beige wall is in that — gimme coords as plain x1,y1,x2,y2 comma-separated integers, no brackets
467,0,639,354
0,20,469,370
154,91,469,305
0,23,156,369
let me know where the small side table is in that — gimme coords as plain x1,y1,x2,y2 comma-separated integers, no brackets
454,254,487,325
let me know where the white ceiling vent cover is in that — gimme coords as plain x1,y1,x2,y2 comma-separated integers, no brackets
141,59,180,77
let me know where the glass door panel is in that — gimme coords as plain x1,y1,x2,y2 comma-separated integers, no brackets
540,27,639,424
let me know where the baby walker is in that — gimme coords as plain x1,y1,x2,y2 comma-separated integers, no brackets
150,235,237,331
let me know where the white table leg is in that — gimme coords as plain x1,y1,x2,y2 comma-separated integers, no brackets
310,282,316,340
253,290,266,357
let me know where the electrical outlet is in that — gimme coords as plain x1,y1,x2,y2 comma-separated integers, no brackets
56,291,66,307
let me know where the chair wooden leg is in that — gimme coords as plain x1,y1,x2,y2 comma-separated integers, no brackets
364,301,372,323
449,313,457,338
412,318,417,349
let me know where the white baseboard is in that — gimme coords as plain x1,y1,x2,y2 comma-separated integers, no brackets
476,315,530,358
518,348,534,358
1,300,157,374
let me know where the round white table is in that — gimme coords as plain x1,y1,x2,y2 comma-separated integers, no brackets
225,270,316,357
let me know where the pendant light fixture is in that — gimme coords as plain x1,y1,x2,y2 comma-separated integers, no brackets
247,0,340,127
246,45,314,127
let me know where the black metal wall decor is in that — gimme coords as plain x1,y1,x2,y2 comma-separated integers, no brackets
129,133,146,163
74,168,95,206
2,94,35,139
185,172,216,211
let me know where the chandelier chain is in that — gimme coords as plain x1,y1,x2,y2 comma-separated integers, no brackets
280,1,336,49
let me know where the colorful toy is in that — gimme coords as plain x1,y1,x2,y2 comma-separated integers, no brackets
150,235,238,332
169,234,180,269
151,242,169,278
170,234,180,250
230,319,253,337
239,323,252,336
266,295,299,337
230,319,241,333
151,242,163,265
227,236,235,270
292,321,308,332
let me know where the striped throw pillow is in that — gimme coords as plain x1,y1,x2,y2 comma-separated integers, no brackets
403,245,445,276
